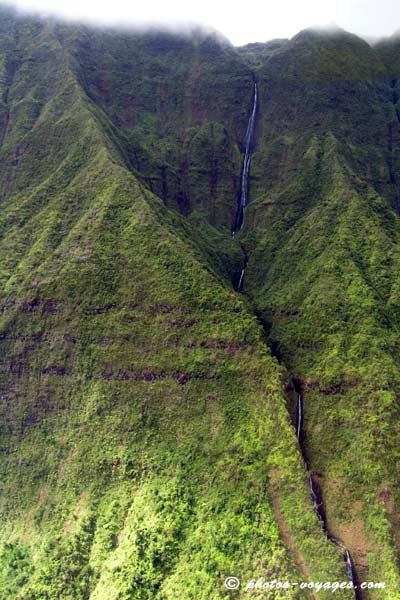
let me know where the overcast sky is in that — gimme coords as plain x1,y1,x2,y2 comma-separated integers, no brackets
3,0,400,45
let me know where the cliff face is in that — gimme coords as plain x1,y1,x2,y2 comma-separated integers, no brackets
243,30,400,592
1,6,400,598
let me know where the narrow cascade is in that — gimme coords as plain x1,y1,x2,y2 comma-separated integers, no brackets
234,252,248,291
294,386,361,598
232,82,258,236
237,268,245,291
296,392,302,440
231,83,361,597
232,82,258,293
345,550,356,586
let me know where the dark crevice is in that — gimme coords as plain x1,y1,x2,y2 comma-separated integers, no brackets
389,79,400,213
388,122,395,183
160,165,167,204
232,80,258,237
248,312,362,595
229,87,338,582
234,250,248,291
232,82,361,594
231,80,258,293
391,79,398,104
268,339,282,362
294,381,362,599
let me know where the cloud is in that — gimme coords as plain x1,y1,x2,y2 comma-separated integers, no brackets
2,0,400,45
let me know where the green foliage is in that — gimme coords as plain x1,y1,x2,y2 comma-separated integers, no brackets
243,32,400,597
26,515,96,599
0,542,31,599
1,7,400,599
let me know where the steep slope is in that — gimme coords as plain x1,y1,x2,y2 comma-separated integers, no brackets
0,8,355,600
54,22,254,231
241,28,400,596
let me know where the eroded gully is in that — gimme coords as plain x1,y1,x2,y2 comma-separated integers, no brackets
232,81,258,291
232,82,361,598
294,382,360,598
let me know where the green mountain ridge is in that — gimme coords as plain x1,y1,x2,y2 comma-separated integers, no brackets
1,5,400,598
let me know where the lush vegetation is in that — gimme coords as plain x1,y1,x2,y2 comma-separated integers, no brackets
243,29,400,597
1,6,400,599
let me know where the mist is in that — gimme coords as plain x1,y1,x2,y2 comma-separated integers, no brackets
2,0,400,46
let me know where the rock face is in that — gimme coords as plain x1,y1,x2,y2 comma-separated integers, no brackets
1,5,400,598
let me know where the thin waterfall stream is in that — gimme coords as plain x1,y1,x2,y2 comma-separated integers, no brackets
295,385,360,598
232,82,361,596
237,268,245,291
232,82,258,291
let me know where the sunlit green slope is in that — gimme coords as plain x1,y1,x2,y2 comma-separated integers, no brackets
0,7,357,600
242,28,400,596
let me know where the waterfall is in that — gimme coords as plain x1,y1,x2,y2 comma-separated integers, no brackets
240,82,258,210
231,83,361,598
296,392,327,529
296,393,302,440
232,82,258,293
237,268,245,291
345,550,356,585
232,82,258,236
295,389,359,597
